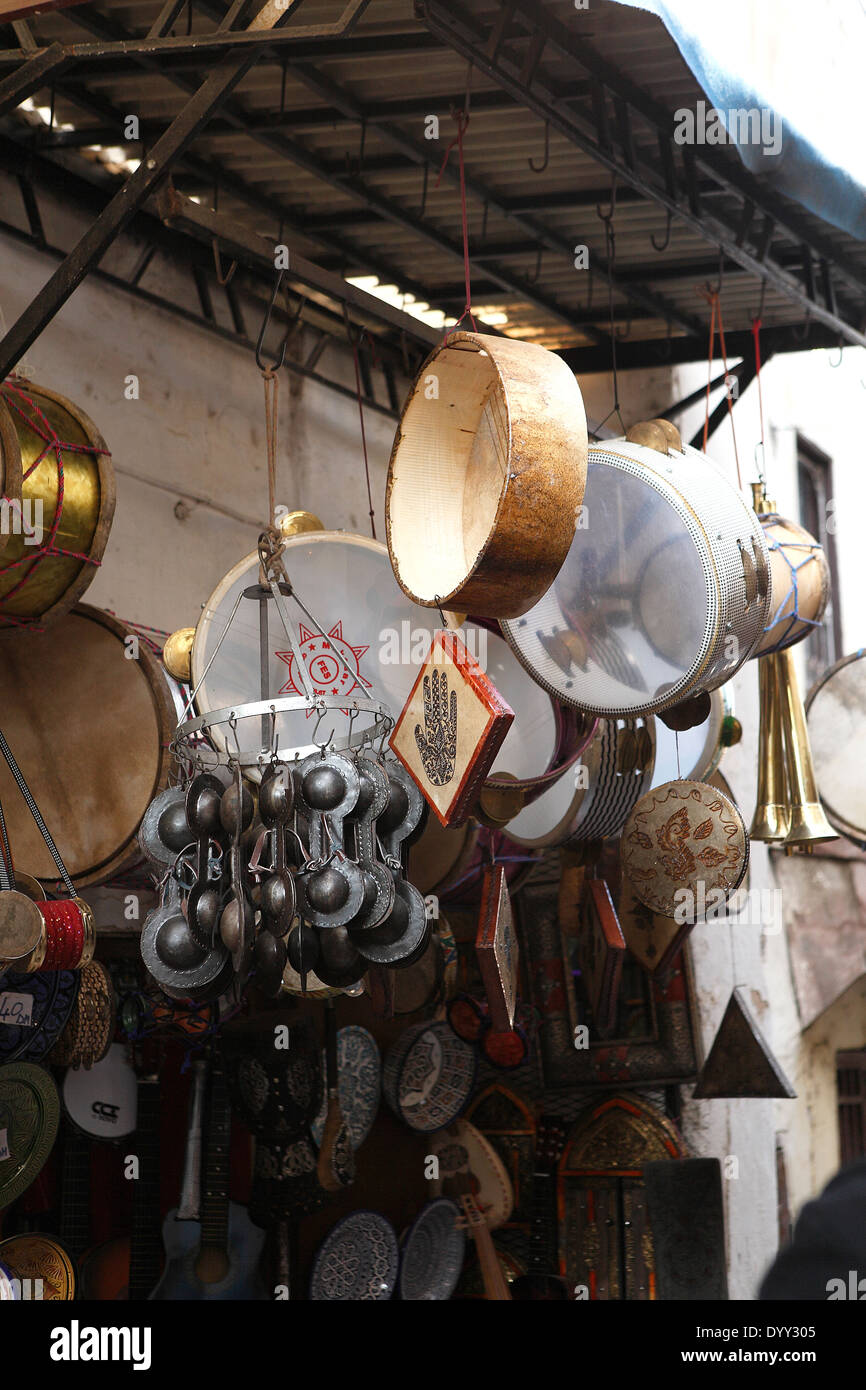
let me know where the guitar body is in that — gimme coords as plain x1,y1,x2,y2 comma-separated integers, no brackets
149,1204,267,1301
78,1238,133,1301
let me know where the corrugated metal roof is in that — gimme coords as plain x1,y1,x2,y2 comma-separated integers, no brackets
2,0,864,361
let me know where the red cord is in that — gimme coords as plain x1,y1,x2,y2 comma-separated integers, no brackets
436,111,476,339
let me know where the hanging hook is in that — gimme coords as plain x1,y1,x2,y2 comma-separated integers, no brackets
418,162,429,218
525,246,543,286
596,172,617,224
212,236,237,287
528,120,550,174
792,312,812,343
256,269,290,372
650,208,672,253
310,703,334,754
828,340,844,368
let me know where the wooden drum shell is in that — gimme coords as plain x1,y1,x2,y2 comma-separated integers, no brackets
386,333,587,619
0,381,115,632
752,513,830,656
0,604,179,888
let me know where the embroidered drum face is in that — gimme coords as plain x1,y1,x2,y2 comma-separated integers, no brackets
621,779,749,920
501,440,771,717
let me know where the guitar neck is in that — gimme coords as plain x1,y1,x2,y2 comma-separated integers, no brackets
59,1126,91,1260
200,1059,231,1255
527,1170,556,1274
128,1079,163,1301
460,1197,512,1301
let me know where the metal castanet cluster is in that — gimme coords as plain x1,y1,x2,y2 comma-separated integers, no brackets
138,746,430,1004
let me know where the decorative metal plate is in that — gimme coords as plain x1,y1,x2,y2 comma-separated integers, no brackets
310,1025,381,1151
0,969,79,1065
383,1020,476,1133
0,1233,75,1300
310,1211,399,1301
398,1198,465,1301
0,1062,61,1211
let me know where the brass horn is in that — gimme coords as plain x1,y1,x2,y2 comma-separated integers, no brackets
776,645,836,852
749,653,790,843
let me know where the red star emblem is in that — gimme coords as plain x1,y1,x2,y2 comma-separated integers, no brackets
275,622,371,712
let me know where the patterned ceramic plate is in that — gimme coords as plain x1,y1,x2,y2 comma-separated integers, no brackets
310,1211,399,1301
0,969,79,1065
310,1025,381,1150
0,1234,75,1299
399,1198,465,1301
0,1062,61,1211
383,1020,476,1133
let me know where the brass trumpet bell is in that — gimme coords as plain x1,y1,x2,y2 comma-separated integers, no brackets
750,648,836,852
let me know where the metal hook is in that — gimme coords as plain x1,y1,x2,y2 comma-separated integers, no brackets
212,236,237,287
828,341,844,368
528,121,550,174
227,712,243,765
418,162,429,218
650,208,672,253
792,313,812,343
525,246,543,286
596,172,617,224
310,703,334,754
256,269,290,372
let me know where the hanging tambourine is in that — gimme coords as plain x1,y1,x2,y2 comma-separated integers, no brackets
621,778,749,922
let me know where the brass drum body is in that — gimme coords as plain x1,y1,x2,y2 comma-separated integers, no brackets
0,605,180,887
0,381,114,630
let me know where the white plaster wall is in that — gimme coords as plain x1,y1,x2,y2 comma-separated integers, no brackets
3,216,864,1300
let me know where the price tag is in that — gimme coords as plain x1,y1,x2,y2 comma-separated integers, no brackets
0,1129,8,1162
0,991,34,1027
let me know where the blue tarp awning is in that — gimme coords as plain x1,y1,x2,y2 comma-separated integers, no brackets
618,0,866,241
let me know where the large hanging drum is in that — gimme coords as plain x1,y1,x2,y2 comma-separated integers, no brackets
0,380,114,632
190,532,440,773
0,604,181,887
752,510,830,655
500,439,771,717
806,651,866,847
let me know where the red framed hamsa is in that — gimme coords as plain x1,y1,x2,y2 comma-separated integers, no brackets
389,629,514,827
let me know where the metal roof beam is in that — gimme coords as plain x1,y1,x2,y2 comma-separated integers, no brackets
558,323,841,373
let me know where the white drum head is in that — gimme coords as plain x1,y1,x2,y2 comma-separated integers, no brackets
650,688,729,788
191,533,440,770
501,450,711,715
462,623,558,783
806,651,866,843
62,1043,137,1139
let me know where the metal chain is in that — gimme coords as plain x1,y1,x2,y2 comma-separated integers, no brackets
0,727,76,895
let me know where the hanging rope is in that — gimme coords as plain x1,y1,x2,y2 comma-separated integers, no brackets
350,330,376,540
436,110,476,339
698,286,742,488
752,314,766,482
593,179,627,437
261,365,279,546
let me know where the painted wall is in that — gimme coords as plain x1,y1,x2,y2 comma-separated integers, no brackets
2,217,864,1301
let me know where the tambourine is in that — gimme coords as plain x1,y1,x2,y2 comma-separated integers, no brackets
386,332,587,618
500,715,655,850
621,778,749,920
501,439,771,716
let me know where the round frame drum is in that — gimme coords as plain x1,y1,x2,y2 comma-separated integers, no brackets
502,716,655,850
386,332,587,618
806,651,866,847
753,512,830,656
501,439,771,717
0,380,114,632
190,532,440,775
0,604,181,887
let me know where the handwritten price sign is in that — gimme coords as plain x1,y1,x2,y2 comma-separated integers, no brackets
0,992,34,1027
